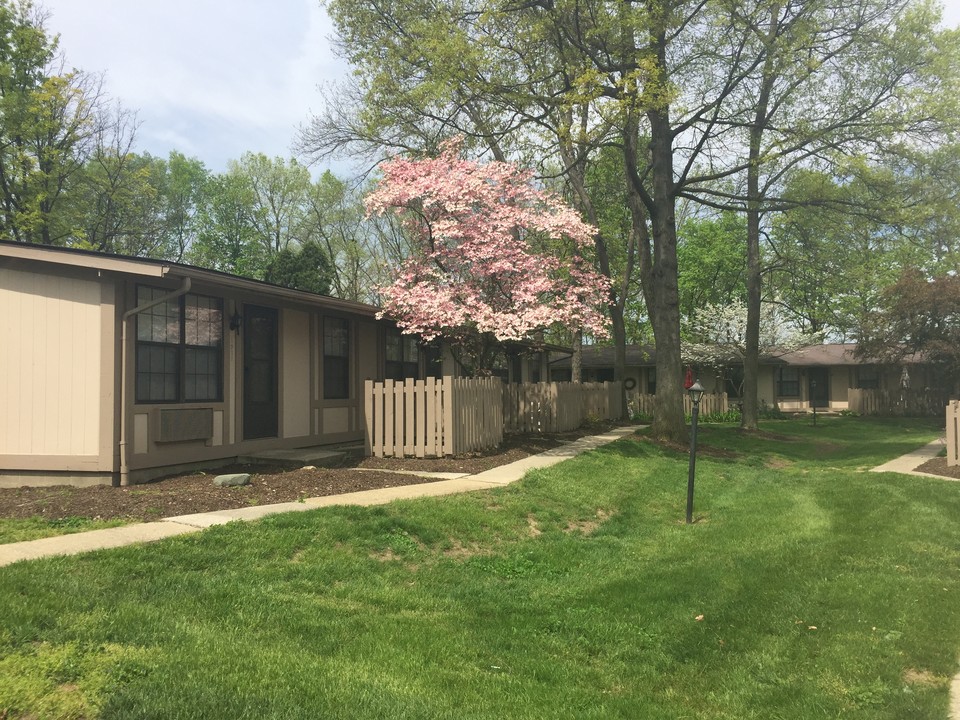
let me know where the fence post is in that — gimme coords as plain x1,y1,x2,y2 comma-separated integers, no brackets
394,380,405,457
443,376,454,456
364,379,374,456
381,379,393,457
948,401,959,467
403,378,415,457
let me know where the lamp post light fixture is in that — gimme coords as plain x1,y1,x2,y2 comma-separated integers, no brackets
686,379,705,524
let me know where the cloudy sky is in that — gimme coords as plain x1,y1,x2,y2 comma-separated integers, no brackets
45,0,349,174
42,0,960,177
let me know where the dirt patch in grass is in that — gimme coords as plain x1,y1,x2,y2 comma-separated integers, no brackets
902,668,949,688
737,429,800,441
442,539,491,560
0,423,630,525
764,457,794,470
628,435,740,459
564,509,615,535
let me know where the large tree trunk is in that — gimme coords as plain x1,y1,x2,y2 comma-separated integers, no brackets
571,328,582,383
741,3,780,432
611,309,628,417
646,184,686,441
624,99,686,442
742,204,762,431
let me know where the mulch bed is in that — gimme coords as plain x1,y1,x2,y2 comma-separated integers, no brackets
914,456,960,480
0,423,626,524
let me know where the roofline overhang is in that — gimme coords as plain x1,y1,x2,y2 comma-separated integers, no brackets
0,239,169,278
0,240,381,318
169,265,379,317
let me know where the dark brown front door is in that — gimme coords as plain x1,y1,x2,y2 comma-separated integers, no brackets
243,305,278,439
809,368,829,409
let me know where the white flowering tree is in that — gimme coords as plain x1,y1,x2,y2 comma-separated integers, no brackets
683,300,820,396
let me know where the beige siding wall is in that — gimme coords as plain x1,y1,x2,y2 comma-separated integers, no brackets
0,268,102,456
281,309,311,438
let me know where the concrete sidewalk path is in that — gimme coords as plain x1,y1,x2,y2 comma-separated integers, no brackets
0,426,637,568
870,438,948,480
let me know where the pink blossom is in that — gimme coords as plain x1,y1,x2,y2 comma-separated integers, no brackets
367,138,610,349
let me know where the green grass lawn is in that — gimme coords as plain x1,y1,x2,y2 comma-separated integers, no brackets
1,416,957,719
0,516,131,544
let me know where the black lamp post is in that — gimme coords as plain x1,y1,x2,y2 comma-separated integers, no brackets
686,379,705,524
810,379,818,426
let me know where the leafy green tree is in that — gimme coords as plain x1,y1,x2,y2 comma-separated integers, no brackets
301,171,376,302
858,270,960,385
0,0,102,245
188,171,266,277
581,143,641,372
713,0,957,430
767,156,955,341
263,241,334,295
159,151,209,262
677,213,747,329
230,153,311,255
65,116,168,257
879,143,960,277
304,0,955,440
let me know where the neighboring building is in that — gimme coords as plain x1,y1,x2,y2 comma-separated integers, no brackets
762,344,938,412
550,343,940,412
0,242,431,487
549,345,658,391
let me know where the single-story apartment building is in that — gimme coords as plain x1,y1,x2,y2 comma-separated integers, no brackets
550,343,942,412
0,241,449,487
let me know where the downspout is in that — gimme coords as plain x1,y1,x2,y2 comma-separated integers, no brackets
118,276,191,486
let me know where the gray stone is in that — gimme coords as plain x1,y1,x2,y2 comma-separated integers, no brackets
213,473,251,487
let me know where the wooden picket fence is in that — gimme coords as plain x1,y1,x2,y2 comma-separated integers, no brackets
503,381,622,434
364,378,623,458
364,376,502,458
848,388,947,417
947,400,960,467
628,391,729,418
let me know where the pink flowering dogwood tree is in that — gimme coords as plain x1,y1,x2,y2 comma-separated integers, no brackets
365,140,610,375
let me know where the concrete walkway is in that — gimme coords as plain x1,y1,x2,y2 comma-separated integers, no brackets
870,437,948,480
0,426,638,567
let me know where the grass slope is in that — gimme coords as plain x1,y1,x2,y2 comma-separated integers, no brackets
0,417,957,719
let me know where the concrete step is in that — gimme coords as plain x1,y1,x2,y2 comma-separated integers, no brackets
237,444,363,469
